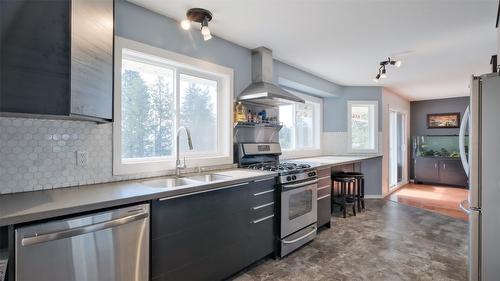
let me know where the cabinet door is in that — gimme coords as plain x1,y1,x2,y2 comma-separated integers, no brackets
70,0,113,120
1,0,70,115
151,183,250,281
414,157,440,183
440,159,468,187
317,194,331,228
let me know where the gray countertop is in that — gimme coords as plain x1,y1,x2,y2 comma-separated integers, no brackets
0,155,383,227
0,169,277,227
288,154,383,168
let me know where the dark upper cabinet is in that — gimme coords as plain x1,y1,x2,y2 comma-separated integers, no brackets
0,0,113,121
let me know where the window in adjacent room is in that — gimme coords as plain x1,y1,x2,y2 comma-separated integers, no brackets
347,100,378,153
113,37,233,175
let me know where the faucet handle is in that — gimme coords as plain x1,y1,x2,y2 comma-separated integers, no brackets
183,156,187,168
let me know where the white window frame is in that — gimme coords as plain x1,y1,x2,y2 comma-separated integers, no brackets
280,91,323,159
113,37,233,175
347,100,379,154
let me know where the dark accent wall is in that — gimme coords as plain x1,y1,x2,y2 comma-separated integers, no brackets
409,96,470,179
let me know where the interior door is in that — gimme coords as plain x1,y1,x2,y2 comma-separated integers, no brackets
389,110,407,189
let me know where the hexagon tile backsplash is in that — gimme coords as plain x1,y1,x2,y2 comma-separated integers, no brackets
0,117,165,194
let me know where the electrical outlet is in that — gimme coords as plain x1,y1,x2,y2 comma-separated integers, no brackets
76,151,88,167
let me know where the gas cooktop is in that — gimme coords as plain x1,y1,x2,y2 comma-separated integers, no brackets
245,162,313,174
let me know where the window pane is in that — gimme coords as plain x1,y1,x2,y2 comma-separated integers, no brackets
295,103,314,148
179,74,218,153
279,105,294,149
121,57,175,160
351,105,375,150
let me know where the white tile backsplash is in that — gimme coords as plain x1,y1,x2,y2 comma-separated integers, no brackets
0,117,170,194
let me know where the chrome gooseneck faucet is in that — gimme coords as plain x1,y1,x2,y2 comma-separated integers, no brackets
176,126,193,176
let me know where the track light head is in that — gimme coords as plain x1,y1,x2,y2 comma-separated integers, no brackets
182,8,213,41
380,67,387,79
395,60,402,67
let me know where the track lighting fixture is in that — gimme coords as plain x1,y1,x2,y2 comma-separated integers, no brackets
373,57,402,82
180,8,213,41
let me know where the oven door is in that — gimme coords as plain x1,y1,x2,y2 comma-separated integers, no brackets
280,179,318,238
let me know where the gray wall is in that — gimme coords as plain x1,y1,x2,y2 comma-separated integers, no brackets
410,97,469,137
409,96,470,179
323,86,383,132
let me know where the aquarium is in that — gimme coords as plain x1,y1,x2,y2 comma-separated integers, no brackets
413,135,468,158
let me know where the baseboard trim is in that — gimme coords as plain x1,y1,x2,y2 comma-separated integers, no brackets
364,195,384,199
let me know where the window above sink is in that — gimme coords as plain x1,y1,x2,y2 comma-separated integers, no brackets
113,37,234,175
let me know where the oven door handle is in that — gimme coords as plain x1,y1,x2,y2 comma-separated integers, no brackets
282,227,317,244
282,179,318,189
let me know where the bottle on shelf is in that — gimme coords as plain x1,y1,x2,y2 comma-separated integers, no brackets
234,102,247,122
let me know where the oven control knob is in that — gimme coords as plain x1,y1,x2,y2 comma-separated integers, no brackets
286,176,292,181
308,172,316,177
292,175,297,180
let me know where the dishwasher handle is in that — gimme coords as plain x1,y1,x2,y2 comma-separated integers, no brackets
21,211,149,247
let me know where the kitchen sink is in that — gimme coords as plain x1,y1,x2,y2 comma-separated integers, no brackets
142,177,199,188
185,173,232,182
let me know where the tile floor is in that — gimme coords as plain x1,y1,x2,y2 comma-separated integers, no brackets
234,200,468,281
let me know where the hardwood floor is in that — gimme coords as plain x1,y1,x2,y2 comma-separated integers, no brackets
387,183,469,220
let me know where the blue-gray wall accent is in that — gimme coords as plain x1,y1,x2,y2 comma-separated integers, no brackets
410,97,470,137
323,86,383,132
116,0,252,96
361,157,383,197
274,61,343,97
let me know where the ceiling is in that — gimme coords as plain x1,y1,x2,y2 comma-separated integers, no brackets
129,0,498,101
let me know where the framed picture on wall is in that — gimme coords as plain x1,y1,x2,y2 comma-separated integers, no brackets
427,112,460,129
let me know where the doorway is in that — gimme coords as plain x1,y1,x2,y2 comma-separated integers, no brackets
389,110,406,189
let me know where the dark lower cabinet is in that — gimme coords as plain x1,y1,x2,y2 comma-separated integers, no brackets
414,157,468,187
151,178,276,281
0,0,113,121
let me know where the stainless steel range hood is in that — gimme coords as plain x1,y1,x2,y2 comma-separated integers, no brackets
238,47,305,106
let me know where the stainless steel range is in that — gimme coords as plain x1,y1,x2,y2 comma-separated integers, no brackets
236,142,318,257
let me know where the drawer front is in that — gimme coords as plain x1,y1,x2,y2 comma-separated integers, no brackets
249,202,275,222
317,168,331,178
317,184,331,198
248,178,276,206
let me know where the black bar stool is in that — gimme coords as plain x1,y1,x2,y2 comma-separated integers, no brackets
331,174,357,218
342,172,365,212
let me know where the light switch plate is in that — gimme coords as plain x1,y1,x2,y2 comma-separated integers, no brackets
76,151,88,167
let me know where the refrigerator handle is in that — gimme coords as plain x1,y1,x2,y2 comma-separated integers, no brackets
459,106,470,176
459,199,471,215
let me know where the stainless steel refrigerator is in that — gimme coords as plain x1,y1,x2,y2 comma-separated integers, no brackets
459,73,500,281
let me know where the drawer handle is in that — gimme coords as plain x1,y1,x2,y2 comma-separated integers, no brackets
253,189,274,196
159,182,249,201
251,214,274,224
254,177,275,183
317,185,330,191
282,227,317,244
318,176,331,180
252,202,274,210
317,194,331,201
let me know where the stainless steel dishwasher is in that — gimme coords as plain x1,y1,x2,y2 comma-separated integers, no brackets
15,204,149,281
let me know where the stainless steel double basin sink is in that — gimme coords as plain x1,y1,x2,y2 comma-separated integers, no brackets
142,173,232,188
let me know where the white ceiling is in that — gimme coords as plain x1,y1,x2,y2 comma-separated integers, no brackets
129,0,498,101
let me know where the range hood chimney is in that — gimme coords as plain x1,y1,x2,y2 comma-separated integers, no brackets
237,47,305,106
